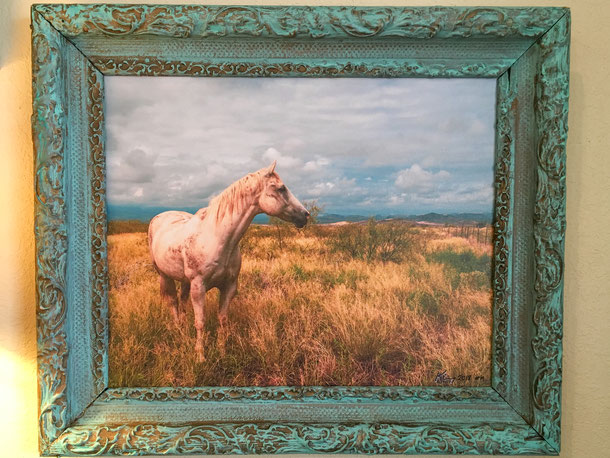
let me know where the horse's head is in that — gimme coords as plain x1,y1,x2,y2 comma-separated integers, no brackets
258,161,309,228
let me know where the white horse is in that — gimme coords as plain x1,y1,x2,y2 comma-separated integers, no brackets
148,161,309,361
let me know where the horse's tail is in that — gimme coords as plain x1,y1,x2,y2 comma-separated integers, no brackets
148,215,161,273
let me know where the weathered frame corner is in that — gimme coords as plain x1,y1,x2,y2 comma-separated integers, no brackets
32,4,569,456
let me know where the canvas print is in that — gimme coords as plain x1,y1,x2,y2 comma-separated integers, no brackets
105,77,496,387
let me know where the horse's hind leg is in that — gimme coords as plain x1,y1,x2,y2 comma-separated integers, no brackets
216,278,237,353
179,281,190,320
218,249,240,329
218,279,237,329
159,274,180,324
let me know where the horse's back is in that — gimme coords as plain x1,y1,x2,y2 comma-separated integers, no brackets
150,210,192,226
149,210,193,242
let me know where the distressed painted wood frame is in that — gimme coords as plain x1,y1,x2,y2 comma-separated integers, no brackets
31,4,570,456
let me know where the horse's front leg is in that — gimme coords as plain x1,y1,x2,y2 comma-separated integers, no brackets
189,277,207,363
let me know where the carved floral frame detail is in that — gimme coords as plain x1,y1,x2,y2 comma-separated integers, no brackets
32,4,569,456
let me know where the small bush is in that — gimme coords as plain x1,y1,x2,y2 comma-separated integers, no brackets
329,219,414,263
337,270,367,289
456,311,470,328
407,290,440,317
290,264,309,282
427,248,490,274
419,291,440,317
287,265,367,290
427,248,491,289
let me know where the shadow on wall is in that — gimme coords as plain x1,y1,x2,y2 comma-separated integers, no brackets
0,0,25,67
0,0,40,456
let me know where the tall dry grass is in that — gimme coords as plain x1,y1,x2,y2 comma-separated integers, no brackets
108,222,492,387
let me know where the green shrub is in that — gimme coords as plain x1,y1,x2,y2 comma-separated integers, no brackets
456,311,470,328
290,264,309,282
427,248,491,289
427,248,490,274
288,265,367,290
328,219,414,263
459,271,490,290
409,290,440,317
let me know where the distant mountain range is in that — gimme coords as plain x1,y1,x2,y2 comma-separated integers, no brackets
317,212,492,225
108,205,492,225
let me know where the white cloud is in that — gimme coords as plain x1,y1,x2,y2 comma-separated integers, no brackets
262,147,302,168
306,178,358,198
311,182,335,195
205,163,229,180
395,164,451,193
389,194,406,205
405,183,494,208
303,156,330,172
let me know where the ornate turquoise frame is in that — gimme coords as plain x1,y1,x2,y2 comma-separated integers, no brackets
31,4,570,456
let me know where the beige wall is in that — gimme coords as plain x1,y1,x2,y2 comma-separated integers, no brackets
1,0,608,456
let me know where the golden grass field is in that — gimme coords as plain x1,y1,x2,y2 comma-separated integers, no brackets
108,220,493,387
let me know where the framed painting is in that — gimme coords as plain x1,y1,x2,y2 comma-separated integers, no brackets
32,4,570,456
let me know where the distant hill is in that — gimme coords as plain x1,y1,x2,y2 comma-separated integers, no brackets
317,212,492,225
317,213,370,224
407,212,492,225
108,205,491,226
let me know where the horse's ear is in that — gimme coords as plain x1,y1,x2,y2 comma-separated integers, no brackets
266,160,277,175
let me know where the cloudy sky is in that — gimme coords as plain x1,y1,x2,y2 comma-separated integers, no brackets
105,77,496,217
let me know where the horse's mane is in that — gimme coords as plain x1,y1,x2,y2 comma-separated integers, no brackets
207,169,269,220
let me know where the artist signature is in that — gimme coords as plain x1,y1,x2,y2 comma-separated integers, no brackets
434,370,486,385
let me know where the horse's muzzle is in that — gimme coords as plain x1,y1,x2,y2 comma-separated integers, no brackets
294,210,309,228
